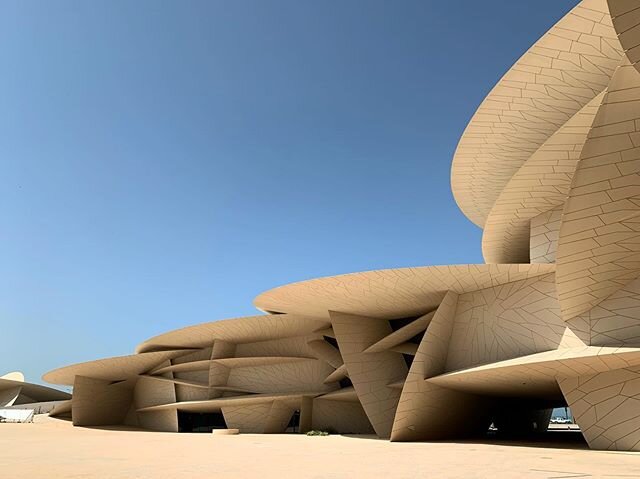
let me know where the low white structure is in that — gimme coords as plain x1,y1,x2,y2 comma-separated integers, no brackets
0,408,34,423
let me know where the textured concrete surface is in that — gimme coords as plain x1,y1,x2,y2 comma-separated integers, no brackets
1,416,639,479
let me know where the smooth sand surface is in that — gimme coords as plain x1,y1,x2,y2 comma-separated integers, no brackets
1,416,639,478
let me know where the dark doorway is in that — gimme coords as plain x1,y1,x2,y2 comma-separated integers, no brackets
178,411,227,432
285,410,300,433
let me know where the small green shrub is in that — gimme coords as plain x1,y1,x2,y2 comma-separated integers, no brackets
305,430,329,436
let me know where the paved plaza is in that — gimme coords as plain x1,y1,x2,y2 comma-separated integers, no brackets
1,416,639,478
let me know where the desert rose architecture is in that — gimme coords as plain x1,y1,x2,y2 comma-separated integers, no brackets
44,0,640,452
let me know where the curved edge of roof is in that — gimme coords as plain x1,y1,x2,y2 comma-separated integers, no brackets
1,371,25,382
0,376,71,401
451,0,621,227
481,91,606,263
135,313,330,354
253,263,556,318
42,349,196,386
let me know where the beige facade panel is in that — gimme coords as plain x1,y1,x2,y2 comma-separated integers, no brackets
306,339,343,368
44,349,195,386
72,376,134,427
173,368,208,383
390,342,418,355
171,347,211,365
255,264,554,319
134,374,176,410
363,310,435,354
137,410,178,432
208,340,235,399
430,346,640,398
150,356,314,376
208,366,231,399
208,356,316,368
392,291,457,440
221,402,276,433
209,386,256,394
226,360,336,395
609,0,640,69
138,374,207,389
387,380,405,389
586,276,640,346
452,0,622,227
48,400,72,417
391,291,490,441
175,384,209,402
445,273,579,372
299,395,312,433
529,206,564,264
559,364,640,450
137,314,328,353
222,399,297,434
133,372,179,431
482,94,604,264
235,336,322,359
556,60,640,321
316,386,359,402
330,311,408,439
264,399,300,433
221,402,272,433
311,398,375,434
323,363,348,384
314,327,335,338
136,391,322,413
149,359,209,375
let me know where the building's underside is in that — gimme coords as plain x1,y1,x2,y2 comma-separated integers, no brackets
44,0,640,451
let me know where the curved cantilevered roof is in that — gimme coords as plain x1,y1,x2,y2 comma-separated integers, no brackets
0,372,70,402
556,58,640,321
136,391,326,413
481,92,605,263
253,264,555,319
149,356,316,375
43,349,196,386
136,314,329,354
427,346,640,398
451,0,622,227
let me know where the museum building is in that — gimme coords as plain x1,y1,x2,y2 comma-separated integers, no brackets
44,0,640,451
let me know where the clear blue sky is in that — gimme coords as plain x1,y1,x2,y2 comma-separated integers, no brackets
1,0,578,385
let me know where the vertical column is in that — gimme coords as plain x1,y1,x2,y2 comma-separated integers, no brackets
329,311,408,439
559,365,640,451
391,291,490,441
299,395,313,433
134,371,178,432
209,340,236,399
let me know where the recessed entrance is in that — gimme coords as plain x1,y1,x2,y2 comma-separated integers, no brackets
178,411,227,433
285,410,300,433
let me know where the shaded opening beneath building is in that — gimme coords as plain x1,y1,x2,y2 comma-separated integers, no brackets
178,411,227,432
485,399,584,445
285,409,300,433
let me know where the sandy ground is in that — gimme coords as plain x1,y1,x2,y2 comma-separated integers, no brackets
1,416,639,478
